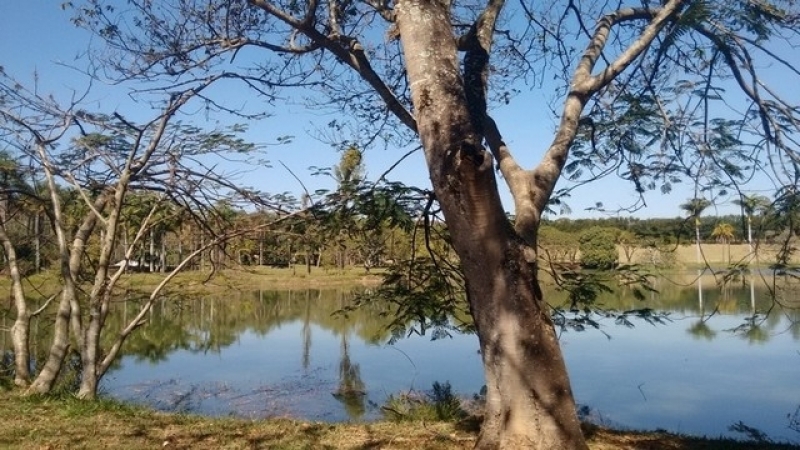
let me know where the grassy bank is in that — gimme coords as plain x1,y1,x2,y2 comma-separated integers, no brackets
6,244,789,300
0,266,383,301
0,391,796,450
119,265,384,292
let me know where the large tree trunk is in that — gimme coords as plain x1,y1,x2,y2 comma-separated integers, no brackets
468,245,586,449
395,1,587,448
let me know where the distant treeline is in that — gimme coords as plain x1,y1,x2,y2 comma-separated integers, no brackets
542,214,778,245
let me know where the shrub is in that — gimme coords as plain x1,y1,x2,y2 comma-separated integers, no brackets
579,227,618,270
0,351,14,391
381,381,466,422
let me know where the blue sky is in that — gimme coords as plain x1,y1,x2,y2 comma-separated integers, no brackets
0,2,782,219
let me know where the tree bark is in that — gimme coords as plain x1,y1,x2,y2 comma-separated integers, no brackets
395,1,587,448
28,290,73,394
470,250,586,449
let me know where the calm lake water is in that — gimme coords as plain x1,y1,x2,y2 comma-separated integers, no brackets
32,273,800,443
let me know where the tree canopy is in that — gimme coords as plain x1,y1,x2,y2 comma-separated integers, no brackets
69,0,800,210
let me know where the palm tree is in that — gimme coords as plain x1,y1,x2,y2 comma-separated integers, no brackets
680,197,712,264
711,222,735,263
330,147,366,271
332,146,365,194
733,194,770,255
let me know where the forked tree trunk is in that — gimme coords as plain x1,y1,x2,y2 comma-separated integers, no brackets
395,1,587,448
29,194,106,394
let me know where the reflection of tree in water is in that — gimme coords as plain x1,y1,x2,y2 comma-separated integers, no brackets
97,289,397,367
789,404,800,434
110,299,223,363
790,312,800,340
95,288,388,417
332,333,366,419
688,319,716,341
16,281,795,381
742,320,770,344
302,293,313,371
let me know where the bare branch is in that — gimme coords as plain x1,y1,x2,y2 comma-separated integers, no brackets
529,0,684,221
249,0,416,132
577,1,683,93
30,292,61,318
364,0,395,22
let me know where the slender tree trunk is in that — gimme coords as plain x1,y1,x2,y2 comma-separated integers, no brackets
0,212,31,386
695,219,702,264
28,253,78,394
28,289,73,393
747,217,752,250
258,236,263,266
160,237,166,273
123,227,129,264
395,2,587,447
34,212,41,273
149,230,155,272
201,235,206,270
177,232,183,268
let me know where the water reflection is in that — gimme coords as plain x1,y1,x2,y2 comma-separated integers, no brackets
333,334,366,418
2,276,799,443
687,319,717,341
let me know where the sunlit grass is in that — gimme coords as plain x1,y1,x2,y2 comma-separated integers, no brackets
0,265,383,299
0,390,797,450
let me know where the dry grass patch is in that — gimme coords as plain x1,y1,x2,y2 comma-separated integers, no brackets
0,266,382,301
1,391,797,450
113,266,383,294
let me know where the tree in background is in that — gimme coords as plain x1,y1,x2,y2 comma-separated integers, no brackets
770,186,800,268
616,230,641,264
333,147,365,195
578,227,619,270
733,194,770,255
681,198,712,264
711,222,735,264
0,71,294,399
0,152,40,386
72,0,800,447
538,225,579,265
330,147,366,271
